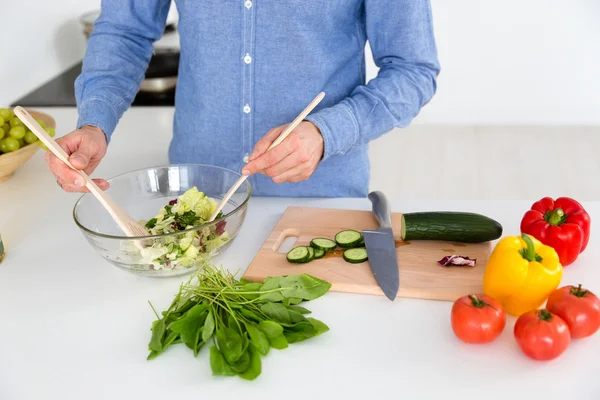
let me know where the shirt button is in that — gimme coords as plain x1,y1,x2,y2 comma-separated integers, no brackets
243,104,251,114
245,0,252,9
243,153,249,163
244,54,252,64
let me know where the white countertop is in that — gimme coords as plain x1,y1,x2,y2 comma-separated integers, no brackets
1,108,600,399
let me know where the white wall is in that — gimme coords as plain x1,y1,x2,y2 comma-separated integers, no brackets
2,0,599,125
0,0,100,106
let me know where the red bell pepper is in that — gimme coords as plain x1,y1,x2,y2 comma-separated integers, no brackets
520,197,591,267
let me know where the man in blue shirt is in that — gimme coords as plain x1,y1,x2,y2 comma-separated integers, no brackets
46,0,440,198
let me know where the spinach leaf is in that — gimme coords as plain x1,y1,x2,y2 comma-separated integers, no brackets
260,303,293,325
307,317,330,336
282,297,303,306
202,310,215,343
169,304,208,351
216,327,244,364
258,277,284,302
209,345,237,376
258,320,284,339
284,318,329,343
239,346,262,381
149,319,166,353
245,322,270,356
289,305,311,315
229,349,251,373
239,308,262,322
268,334,289,350
279,274,331,300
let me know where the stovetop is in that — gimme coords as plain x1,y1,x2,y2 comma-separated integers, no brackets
10,62,175,108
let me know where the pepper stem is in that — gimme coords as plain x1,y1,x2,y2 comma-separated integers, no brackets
519,233,543,262
537,309,553,321
545,208,566,226
469,295,487,308
570,284,589,297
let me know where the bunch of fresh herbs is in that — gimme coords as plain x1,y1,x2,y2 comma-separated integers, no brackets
147,261,332,380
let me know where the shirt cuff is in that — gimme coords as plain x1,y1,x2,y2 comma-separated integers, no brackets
305,102,359,162
76,97,118,144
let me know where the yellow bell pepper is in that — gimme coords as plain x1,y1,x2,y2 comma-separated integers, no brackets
483,233,562,316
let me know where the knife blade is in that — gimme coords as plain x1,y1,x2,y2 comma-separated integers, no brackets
363,191,400,301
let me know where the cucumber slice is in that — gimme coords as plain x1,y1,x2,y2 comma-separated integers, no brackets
306,246,315,261
343,248,368,264
335,230,364,248
286,246,311,263
313,247,325,259
310,238,337,251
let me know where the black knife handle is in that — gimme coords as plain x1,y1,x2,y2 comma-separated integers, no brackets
368,191,392,229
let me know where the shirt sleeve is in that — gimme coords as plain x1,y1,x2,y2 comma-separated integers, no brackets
305,0,441,161
74,0,172,143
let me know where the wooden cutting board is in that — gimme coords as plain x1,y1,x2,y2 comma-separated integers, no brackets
243,207,493,302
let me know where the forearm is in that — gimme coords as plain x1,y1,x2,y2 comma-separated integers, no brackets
305,0,440,160
75,0,171,142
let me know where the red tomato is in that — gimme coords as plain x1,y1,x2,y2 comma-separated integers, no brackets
546,284,600,339
451,294,506,344
514,309,570,361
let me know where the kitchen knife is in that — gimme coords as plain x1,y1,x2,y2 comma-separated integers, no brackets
363,191,400,301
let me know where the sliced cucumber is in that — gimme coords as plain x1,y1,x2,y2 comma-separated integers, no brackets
306,246,315,261
310,238,337,251
313,247,325,259
343,248,368,264
286,246,311,264
335,230,364,248
401,211,503,243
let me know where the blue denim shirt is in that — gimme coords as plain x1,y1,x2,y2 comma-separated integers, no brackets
75,0,440,197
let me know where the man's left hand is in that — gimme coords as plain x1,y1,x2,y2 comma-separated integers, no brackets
242,121,324,184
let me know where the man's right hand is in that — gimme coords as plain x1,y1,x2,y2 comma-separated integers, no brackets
45,125,109,193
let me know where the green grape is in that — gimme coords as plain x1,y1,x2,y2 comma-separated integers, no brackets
0,127,4,140
0,116,4,127
2,137,19,152
0,139,8,153
44,126,56,137
0,108,10,120
2,123,9,133
35,118,46,129
10,117,23,127
9,126,26,139
24,130,38,144
17,138,25,148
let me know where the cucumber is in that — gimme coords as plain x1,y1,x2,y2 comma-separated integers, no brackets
335,230,364,248
286,246,311,263
313,247,325,259
310,238,337,251
306,246,315,261
343,248,368,264
401,211,503,243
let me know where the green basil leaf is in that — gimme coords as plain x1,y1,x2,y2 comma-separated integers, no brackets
245,323,270,356
202,310,215,343
239,346,262,381
209,345,237,376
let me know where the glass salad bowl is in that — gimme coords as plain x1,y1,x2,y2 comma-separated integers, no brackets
73,164,251,277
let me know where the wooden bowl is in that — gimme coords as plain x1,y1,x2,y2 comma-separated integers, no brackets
0,109,56,183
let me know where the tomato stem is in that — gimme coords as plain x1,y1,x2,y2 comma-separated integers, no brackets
469,294,487,308
537,308,553,321
544,208,566,226
519,233,543,262
570,284,589,297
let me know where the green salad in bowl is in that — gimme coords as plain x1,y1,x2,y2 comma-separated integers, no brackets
131,187,230,270
73,164,251,277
